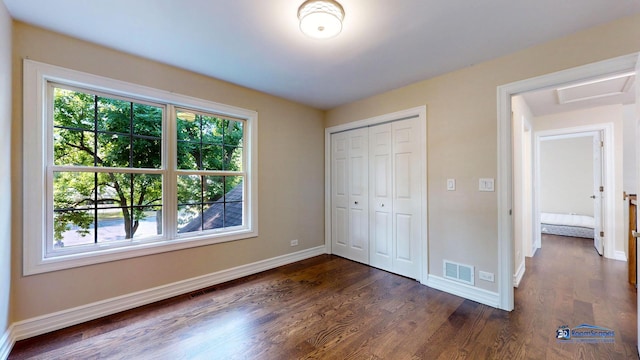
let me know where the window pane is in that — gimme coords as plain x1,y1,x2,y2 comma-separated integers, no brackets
177,175,201,204
177,141,199,170
202,203,223,231
201,115,223,144
202,176,224,230
53,88,95,130
223,120,243,146
98,133,130,168
223,120,243,171
132,206,163,239
53,210,95,248
175,110,244,171
133,103,162,137
224,146,243,171
204,176,224,203
53,171,96,210
132,138,162,169
92,173,162,240
202,144,223,171
96,208,127,242
224,202,243,228
177,204,201,233
53,128,95,166
224,178,244,227
98,97,131,133
96,172,130,209
133,174,163,206
176,111,200,141
54,87,163,171
225,176,243,202
176,176,244,233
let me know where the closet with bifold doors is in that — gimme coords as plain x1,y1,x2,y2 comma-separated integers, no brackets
330,116,422,279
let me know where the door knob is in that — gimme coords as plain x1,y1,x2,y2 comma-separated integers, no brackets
633,230,640,238
354,201,358,205
590,195,596,199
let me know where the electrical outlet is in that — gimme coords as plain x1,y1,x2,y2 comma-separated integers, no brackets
290,239,299,246
479,271,494,282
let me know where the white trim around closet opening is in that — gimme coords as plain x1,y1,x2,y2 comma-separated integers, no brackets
324,106,428,283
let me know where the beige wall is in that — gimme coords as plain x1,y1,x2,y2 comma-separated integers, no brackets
11,22,325,321
325,14,640,293
0,1,12,333
623,104,637,194
534,104,625,257
539,137,594,216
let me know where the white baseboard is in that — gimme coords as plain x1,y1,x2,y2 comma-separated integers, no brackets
614,250,627,262
533,243,540,255
513,261,525,287
11,245,326,343
425,275,500,308
0,325,14,360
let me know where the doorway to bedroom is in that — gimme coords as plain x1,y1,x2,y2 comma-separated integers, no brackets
537,131,604,255
511,72,636,288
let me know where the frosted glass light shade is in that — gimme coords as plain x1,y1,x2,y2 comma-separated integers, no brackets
298,0,344,39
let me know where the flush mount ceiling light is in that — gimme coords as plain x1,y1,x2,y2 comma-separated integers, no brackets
298,0,345,39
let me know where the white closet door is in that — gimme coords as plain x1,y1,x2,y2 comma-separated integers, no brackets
331,131,349,259
331,128,369,264
347,128,369,263
391,118,421,279
369,123,393,270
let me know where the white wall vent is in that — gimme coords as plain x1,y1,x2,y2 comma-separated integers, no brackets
443,260,475,286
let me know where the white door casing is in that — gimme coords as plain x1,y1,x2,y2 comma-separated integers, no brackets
593,131,604,255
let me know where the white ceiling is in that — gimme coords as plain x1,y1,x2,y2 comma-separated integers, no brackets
4,0,640,110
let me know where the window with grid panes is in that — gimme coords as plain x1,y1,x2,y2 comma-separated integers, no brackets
23,60,258,275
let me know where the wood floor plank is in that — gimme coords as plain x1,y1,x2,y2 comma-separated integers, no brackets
9,235,639,359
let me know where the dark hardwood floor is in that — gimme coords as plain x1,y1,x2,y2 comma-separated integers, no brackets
9,234,638,359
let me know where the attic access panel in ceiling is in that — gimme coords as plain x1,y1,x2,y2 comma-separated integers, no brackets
556,72,635,104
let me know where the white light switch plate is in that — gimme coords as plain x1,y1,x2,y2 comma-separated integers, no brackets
479,178,494,192
447,179,456,191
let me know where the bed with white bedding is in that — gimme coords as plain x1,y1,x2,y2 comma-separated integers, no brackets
540,212,595,239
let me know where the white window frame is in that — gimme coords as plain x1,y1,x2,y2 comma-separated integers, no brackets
23,59,259,275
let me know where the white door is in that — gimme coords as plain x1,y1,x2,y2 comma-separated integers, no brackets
368,118,421,278
592,131,604,255
348,128,370,264
331,128,369,264
369,123,393,270
391,118,421,278
331,131,350,259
